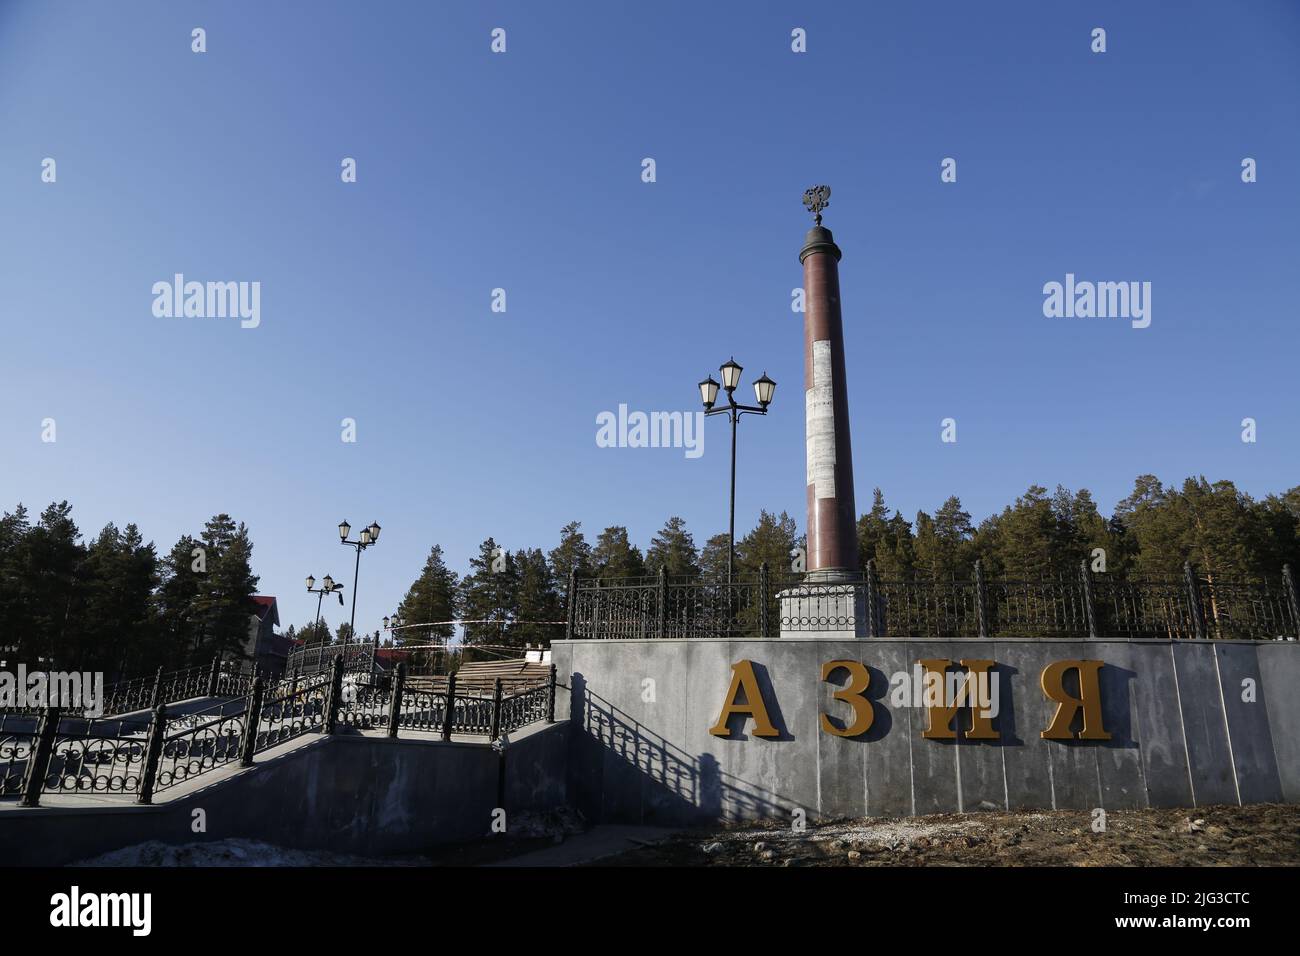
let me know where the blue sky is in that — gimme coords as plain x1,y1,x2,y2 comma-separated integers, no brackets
1,1,1297,639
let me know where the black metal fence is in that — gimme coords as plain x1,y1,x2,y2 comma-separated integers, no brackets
286,641,375,677
567,562,1300,641
0,659,275,724
4,657,557,807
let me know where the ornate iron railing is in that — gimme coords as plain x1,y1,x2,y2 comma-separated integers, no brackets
0,713,39,796
153,701,248,794
566,562,1300,641
0,658,273,720
253,673,331,751
6,655,558,806
499,683,550,733
100,663,215,717
42,714,152,795
336,674,393,732
286,641,375,677
396,685,449,733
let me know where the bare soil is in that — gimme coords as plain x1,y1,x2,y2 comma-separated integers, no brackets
591,804,1300,867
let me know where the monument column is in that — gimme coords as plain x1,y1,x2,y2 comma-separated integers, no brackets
799,185,859,581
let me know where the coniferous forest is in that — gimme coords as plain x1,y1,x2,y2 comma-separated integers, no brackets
1,475,1296,676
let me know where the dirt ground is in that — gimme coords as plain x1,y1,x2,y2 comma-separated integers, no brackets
592,804,1300,867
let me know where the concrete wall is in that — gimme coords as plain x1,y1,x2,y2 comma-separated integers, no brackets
0,721,568,866
552,638,1300,827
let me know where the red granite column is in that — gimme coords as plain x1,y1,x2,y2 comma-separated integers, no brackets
801,220,860,579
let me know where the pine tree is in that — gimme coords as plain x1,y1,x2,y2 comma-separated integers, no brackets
548,521,592,611
592,526,646,579
189,515,260,663
914,497,974,579
1258,487,1300,573
296,619,333,645
0,504,33,658
459,537,519,647
157,534,205,665
875,511,916,577
985,486,1059,578
513,547,561,647
736,510,800,575
81,523,159,675
397,544,461,646
698,532,731,578
856,489,892,573
17,502,86,669
646,516,700,577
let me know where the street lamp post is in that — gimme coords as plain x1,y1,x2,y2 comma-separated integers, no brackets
339,520,381,666
305,573,345,645
699,359,776,586
383,612,403,676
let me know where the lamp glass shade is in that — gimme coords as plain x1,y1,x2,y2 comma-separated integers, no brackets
368,522,382,543
698,376,720,408
754,373,776,406
306,575,315,591
323,574,334,590
720,358,743,391
360,528,372,545
338,520,351,541
383,616,389,629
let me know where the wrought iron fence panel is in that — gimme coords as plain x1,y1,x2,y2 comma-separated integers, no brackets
159,665,211,704
875,577,978,637
663,579,758,638
570,570,1297,640
986,577,1087,638
214,670,255,698
397,687,447,732
43,715,152,795
287,641,375,677
1198,578,1295,640
573,580,658,640
99,674,155,716
154,706,247,794
451,694,495,735
336,676,391,731
499,684,549,734
99,663,212,716
0,713,39,795
1092,576,1194,639
254,674,331,751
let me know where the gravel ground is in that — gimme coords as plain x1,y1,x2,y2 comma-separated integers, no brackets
592,804,1300,867
69,805,1298,867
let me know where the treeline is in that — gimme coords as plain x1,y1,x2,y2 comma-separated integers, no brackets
333,512,806,651
865,476,1300,582
374,475,1300,650
4,475,1297,671
0,503,259,677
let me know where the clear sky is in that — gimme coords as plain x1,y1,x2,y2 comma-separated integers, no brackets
1,1,1297,640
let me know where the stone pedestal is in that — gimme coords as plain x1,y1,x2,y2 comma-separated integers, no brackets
778,572,867,639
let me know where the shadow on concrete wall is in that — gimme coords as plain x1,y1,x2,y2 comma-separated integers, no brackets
568,673,804,826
